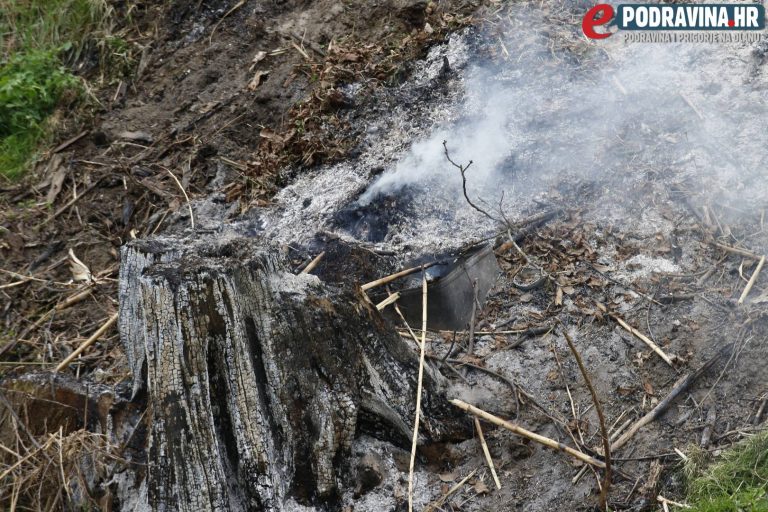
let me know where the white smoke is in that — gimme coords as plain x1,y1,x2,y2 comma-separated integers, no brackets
356,6,768,214
260,3,768,253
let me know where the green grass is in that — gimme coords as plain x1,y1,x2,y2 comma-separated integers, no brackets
0,0,110,179
0,49,79,178
685,430,768,511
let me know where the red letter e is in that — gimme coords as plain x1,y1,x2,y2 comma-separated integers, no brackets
582,4,615,39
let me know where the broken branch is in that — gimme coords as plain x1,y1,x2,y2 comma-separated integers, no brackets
408,271,428,512
598,303,674,367
561,328,611,511
300,251,325,275
738,255,765,304
55,313,119,372
611,344,733,451
474,418,501,490
449,399,606,469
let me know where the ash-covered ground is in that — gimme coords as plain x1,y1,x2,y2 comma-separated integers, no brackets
227,3,768,511
172,1,768,509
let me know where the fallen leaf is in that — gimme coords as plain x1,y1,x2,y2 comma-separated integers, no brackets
473,480,490,494
247,70,270,91
68,249,93,283
194,101,220,114
617,385,635,396
642,377,655,396
251,50,267,67
438,471,457,483
118,130,154,144
45,154,67,204
555,286,563,306
259,128,294,145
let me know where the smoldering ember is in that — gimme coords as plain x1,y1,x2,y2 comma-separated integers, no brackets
1,1,768,511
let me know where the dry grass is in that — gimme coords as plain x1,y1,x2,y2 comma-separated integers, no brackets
0,424,123,510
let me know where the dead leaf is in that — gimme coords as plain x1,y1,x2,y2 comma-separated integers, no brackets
642,377,655,396
339,52,359,62
68,249,93,283
118,130,154,144
617,385,635,396
247,70,270,91
555,286,563,306
438,471,457,483
473,480,490,494
259,128,295,147
587,276,606,287
194,101,220,114
45,155,67,204
250,50,267,69
592,263,613,272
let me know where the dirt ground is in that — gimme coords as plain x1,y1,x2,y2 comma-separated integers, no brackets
2,0,768,510
226,2,768,509
0,0,480,376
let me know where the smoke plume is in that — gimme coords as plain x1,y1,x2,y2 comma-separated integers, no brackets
357,6,768,215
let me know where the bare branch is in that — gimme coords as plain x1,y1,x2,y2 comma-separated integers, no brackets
442,140,499,223
560,325,612,511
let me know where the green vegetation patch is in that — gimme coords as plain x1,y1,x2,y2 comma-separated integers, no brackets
1,0,108,56
0,50,79,178
0,0,108,179
685,430,768,511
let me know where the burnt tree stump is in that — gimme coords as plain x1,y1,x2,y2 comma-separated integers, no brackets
119,235,464,511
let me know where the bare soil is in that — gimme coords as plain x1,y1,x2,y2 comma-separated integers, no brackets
0,0,480,377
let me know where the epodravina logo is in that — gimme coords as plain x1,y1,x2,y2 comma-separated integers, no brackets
583,3,765,39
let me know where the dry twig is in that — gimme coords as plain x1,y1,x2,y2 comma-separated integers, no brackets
361,263,437,291
424,469,477,512
561,327,611,511
165,169,195,229
443,140,499,222
474,418,501,489
300,251,325,275
408,270,428,512
375,292,400,311
55,313,119,372
597,303,674,367
450,399,606,469
611,344,732,451
738,255,765,304
208,0,246,44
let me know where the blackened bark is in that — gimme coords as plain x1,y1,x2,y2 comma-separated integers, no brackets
119,234,464,511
